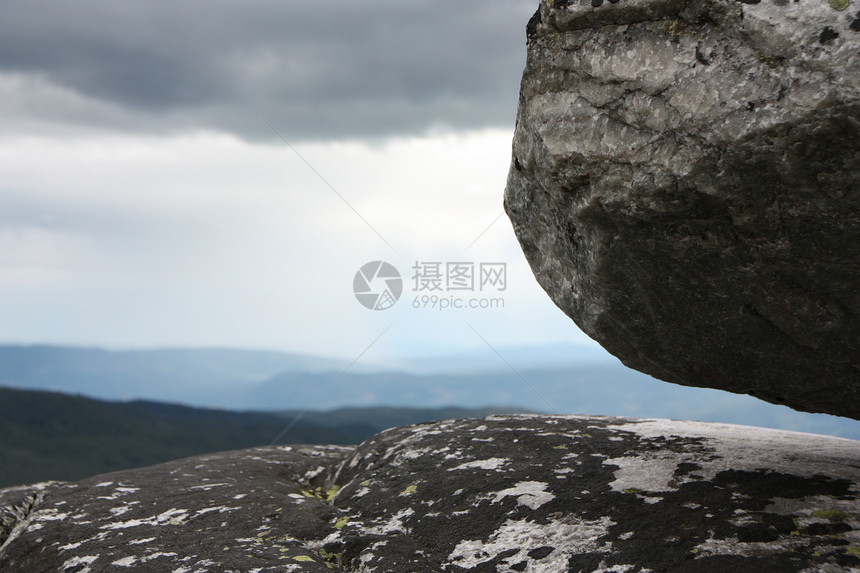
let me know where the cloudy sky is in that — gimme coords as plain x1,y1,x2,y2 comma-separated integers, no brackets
0,0,604,365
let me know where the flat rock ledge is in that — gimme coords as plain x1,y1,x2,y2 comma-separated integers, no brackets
1,416,859,572
504,0,860,418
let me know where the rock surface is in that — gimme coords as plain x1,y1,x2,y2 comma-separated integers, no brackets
504,0,860,418
2,415,859,571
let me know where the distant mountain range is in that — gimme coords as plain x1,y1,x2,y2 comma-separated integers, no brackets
258,369,860,440
0,386,524,487
0,344,857,442
0,345,355,405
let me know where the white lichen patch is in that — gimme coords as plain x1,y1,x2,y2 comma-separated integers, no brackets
34,509,71,522
491,481,555,510
58,540,84,551
303,466,326,481
188,482,229,491
356,539,389,571
447,516,613,571
96,486,141,501
603,452,681,493
397,447,435,461
246,455,288,465
351,486,371,498
108,505,134,517
605,419,860,484
139,551,179,563
62,554,99,571
592,563,641,572
346,452,362,469
191,505,239,519
361,508,414,536
100,507,190,530
451,458,510,471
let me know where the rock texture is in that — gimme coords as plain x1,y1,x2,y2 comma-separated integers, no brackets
504,0,860,418
2,415,859,571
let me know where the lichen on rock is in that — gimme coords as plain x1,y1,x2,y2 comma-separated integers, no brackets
0,416,858,571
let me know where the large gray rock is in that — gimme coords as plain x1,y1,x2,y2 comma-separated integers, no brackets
2,415,859,571
504,0,860,418
0,444,353,572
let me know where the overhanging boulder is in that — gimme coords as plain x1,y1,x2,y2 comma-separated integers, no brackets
504,0,860,418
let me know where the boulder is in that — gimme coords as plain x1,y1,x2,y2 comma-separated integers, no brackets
0,444,353,572
2,415,859,571
503,0,860,418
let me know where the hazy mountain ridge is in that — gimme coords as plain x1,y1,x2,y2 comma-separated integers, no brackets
0,345,857,441
259,369,860,439
0,345,353,404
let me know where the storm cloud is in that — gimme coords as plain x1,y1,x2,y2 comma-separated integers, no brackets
0,0,535,140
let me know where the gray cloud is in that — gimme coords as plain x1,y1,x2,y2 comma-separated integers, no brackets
0,0,535,140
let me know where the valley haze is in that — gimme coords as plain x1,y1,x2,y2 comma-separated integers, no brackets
0,344,857,440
